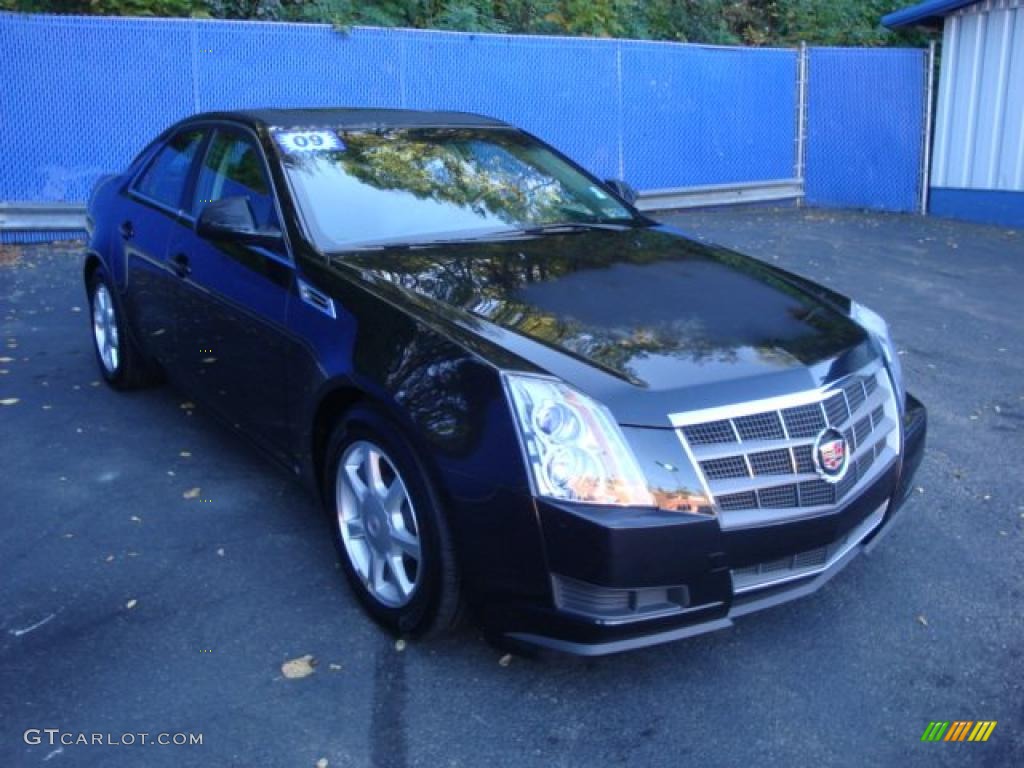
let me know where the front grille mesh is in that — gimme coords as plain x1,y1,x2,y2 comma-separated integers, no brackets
782,402,827,438
823,392,849,426
683,419,735,446
748,448,792,476
702,455,748,480
684,365,898,520
734,412,785,441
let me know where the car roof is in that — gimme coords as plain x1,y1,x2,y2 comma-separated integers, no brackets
186,108,513,132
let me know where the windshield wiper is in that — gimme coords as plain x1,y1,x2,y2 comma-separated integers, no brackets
519,221,635,234
332,220,638,253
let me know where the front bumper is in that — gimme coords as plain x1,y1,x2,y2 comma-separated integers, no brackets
497,392,927,656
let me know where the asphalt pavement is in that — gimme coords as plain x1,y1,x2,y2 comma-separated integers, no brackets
1,207,1021,767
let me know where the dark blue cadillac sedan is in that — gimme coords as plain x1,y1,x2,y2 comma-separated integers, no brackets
84,108,926,655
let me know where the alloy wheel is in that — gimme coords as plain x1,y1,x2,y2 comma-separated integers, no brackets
335,440,423,607
92,283,120,374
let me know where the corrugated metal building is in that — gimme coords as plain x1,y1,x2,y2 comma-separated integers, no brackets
885,0,1024,226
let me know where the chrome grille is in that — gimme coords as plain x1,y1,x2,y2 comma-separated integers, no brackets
734,412,785,441
853,415,872,447
793,444,815,473
683,420,735,446
845,377,866,412
758,484,798,508
701,455,748,480
670,361,901,529
719,491,757,511
748,448,792,476
823,392,850,426
782,402,827,438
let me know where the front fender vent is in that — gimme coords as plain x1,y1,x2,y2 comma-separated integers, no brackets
297,278,336,319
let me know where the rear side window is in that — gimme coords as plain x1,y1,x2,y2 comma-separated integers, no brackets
134,129,205,209
193,130,278,230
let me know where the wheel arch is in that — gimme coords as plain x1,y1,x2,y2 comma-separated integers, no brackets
306,375,479,518
83,250,103,286
310,382,367,498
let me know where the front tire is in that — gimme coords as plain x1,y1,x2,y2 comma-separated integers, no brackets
324,405,461,637
86,266,159,390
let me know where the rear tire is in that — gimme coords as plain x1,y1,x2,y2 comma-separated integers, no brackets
86,265,160,390
324,404,461,637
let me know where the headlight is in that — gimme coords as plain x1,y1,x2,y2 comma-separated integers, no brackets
503,373,655,507
851,301,904,403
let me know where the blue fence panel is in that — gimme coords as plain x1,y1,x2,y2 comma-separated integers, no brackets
805,47,926,212
0,12,929,239
403,31,621,180
620,42,797,189
195,23,405,112
0,14,194,204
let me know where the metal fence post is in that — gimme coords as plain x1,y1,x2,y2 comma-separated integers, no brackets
616,41,625,181
190,22,201,113
795,41,809,203
920,40,937,215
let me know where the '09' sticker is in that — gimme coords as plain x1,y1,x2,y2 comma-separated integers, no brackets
274,130,345,153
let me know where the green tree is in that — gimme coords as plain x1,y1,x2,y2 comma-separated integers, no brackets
0,0,936,47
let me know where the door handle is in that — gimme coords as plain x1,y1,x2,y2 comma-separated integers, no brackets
119,220,134,240
170,252,191,278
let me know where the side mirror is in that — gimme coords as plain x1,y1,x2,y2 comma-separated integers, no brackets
604,178,638,205
196,196,282,248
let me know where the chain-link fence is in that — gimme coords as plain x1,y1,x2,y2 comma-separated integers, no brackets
804,47,928,211
0,12,928,242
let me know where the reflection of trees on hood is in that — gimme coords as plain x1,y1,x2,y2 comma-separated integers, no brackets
353,232,828,380
353,228,864,379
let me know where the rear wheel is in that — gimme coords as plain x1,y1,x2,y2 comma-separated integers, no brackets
325,405,461,637
87,266,160,389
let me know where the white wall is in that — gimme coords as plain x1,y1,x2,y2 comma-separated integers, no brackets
932,0,1024,190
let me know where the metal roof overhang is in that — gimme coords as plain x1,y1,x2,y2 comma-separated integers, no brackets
882,0,976,28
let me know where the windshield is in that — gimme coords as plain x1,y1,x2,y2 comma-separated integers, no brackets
275,127,637,250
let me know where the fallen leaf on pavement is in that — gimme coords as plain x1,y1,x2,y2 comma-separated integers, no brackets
498,654,512,667
105,555,115,562
180,450,192,457
395,638,407,652
179,401,195,410
126,599,138,610
316,759,329,768
130,515,142,523
328,663,342,671
183,488,201,499
0,398,20,406
281,654,317,679
916,614,928,627
216,548,225,557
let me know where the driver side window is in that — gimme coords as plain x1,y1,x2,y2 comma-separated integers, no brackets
193,130,278,230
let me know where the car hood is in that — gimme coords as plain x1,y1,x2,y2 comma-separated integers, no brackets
339,225,873,426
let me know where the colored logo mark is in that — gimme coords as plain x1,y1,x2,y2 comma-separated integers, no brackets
921,721,997,742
